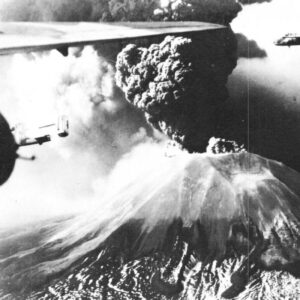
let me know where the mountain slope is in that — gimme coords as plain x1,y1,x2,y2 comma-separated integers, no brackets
1,146,300,299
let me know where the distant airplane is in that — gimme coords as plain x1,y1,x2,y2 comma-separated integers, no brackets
274,33,300,47
0,22,225,56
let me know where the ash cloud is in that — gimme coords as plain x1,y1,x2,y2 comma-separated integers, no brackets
116,31,237,152
236,33,267,58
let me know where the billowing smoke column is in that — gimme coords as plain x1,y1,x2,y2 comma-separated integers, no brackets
116,32,237,152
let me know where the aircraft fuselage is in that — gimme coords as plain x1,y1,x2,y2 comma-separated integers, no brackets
274,34,300,46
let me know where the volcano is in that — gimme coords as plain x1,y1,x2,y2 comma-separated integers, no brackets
1,144,300,299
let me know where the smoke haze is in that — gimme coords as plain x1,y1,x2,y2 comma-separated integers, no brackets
0,47,158,227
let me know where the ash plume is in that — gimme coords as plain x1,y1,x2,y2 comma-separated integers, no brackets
116,32,237,152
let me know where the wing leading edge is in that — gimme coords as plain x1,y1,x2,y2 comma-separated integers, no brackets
0,22,225,56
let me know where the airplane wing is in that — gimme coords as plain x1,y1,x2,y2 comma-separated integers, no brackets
0,22,225,56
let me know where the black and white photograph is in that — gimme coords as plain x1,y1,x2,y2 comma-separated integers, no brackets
0,0,299,299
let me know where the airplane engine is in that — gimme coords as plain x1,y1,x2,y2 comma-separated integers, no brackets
0,113,18,185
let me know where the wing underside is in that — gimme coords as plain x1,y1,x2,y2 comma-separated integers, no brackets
0,21,225,55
